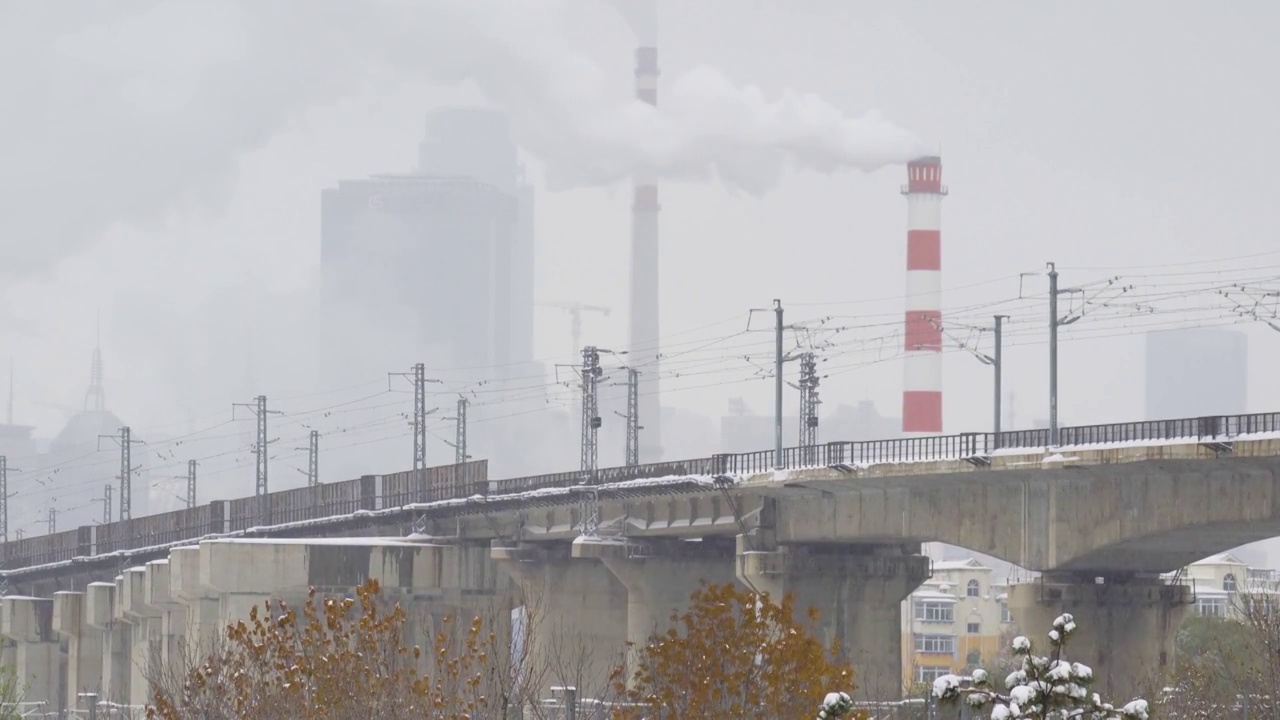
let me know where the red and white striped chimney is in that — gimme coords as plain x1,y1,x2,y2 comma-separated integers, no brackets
901,156,947,435
630,27,663,461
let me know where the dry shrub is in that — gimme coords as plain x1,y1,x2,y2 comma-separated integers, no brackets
608,581,859,720
146,578,515,720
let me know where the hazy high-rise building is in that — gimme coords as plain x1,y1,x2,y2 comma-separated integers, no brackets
1144,328,1248,420
320,108,535,379
416,107,536,367
319,107,542,475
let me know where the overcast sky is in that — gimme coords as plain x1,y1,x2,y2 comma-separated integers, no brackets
2,0,1278,479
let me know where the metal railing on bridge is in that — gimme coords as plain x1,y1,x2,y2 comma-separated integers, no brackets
2,410,1277,576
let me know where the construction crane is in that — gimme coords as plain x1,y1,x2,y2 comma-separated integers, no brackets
537,302,611,356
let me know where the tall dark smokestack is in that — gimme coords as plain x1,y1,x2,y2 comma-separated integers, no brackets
628,1,662,462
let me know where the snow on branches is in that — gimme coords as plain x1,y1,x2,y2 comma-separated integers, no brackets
931,613,1149,720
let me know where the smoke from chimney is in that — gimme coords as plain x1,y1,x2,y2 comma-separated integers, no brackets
0,0,924,279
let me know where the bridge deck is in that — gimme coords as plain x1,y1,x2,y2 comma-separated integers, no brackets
2,411,1277,585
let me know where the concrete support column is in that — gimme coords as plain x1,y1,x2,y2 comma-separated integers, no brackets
170,546,221,657
54,591,102,711
737,542,929,700
120,566,162,707
576,539,739,654
146,558,187,686
491,542,628,701
86,581,129,705
0,595,62,713
1008,577,1192,701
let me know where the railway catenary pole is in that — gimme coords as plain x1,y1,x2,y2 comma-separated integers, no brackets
774,300,784,470
993,314,1008,444
98,427,140,521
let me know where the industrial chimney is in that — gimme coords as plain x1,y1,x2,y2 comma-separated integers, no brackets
629,2,662,461
901,156,947,435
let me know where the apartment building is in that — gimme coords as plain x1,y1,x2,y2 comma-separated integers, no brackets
1169,552,1280,620
900,558,1015,689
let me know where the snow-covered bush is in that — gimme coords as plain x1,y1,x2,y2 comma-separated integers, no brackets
814,691,854,720
930,614,1149,720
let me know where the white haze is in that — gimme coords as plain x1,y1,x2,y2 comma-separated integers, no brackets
0,0,922,278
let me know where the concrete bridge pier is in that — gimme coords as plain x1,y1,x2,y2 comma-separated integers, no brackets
170,546,221,660
53,590,102,712
145,559,187,688
491,541,628,700
86,580,130,706
395,541,517,683
1,595,62,713
737,540,930,699
574,537,740,658
120,565,163,707
1007,576,1192,702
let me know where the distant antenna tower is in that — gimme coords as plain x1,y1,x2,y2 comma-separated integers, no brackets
85,323,106,413
0,456,9,543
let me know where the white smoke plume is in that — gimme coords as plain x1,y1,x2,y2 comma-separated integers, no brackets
0,0,923,277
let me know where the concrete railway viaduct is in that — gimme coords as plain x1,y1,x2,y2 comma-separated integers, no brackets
3,412,1280,713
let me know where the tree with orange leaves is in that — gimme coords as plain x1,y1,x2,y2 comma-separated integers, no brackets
609,582,858,720
146,578,522,720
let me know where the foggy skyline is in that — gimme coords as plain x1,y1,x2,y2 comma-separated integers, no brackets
3,1,1279,520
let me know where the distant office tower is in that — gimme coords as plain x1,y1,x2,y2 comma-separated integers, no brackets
417,108,536,367
320,175,515,376
1144,328,1248,419
320,108,531,378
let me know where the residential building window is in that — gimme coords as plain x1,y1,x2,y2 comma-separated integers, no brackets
1224,574,1237,593
915,600,955,623
967,622,981,634
967,579,980,598
914,634,956,654
1000,603,1013,624
1196,597,1227,618
916,665,951,684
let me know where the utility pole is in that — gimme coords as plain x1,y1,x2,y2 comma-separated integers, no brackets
102,485,113,525
993,315,1008,443
1048,262,1059,445
624,368,640,467
798,352,820,462
0,456,8,543
45,508,56,535
233,396,278,497
307,431,319,488
454,398,468,466
187,460,198,508
774,299,784,470
99,427,140,521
